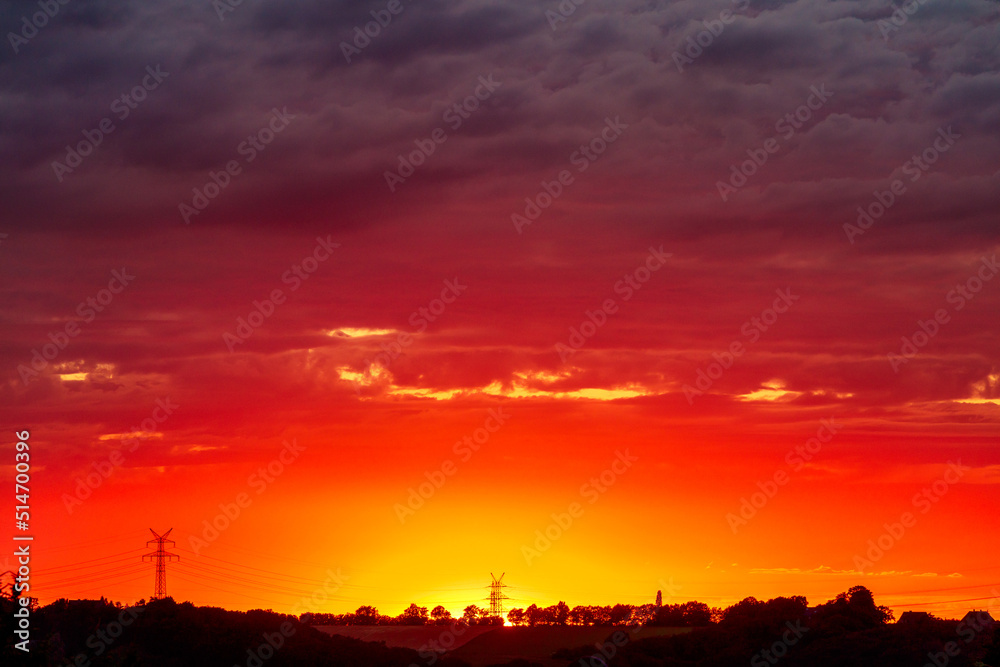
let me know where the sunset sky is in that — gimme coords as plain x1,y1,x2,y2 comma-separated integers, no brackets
2,0,999,622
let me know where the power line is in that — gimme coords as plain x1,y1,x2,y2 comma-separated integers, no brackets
39,559,149,577
888,595,1000,608
34,551,146,576
35,561,149,580
208,542,349,571
168,572,301,607
35,566,151,594
172,548,472,602
174,561,350,600
42,532,149,554
174,548,353,587
47,573,151,599
878,582,1000,597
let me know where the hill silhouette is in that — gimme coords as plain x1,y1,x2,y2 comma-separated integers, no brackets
3,586,997,666
1,596,454,666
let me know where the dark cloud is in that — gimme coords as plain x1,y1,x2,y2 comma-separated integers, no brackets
0,0,998,475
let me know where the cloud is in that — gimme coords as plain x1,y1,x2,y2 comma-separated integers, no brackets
0,0,997,486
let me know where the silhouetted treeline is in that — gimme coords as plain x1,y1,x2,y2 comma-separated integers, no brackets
0,595,426,666
568,587,1000,667
505,600,714,626
304,601,713,628
305,603,502,626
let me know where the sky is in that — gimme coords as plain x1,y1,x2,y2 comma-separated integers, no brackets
1,0,999,622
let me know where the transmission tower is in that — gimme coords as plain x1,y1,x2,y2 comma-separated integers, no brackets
488,572,509,619
142,528,179,600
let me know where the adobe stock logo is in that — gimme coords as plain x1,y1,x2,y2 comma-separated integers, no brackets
671,0,749,73
522,449,637,565
179,108,295,224
512,116,627,234
887,254,997,372
339,0,408,63
555,246,671,362
751,620,809,667
16,268,136,385
852,461,968,573
716,85,833,202
682,288,799,404
189,439,306,555
843,126,960,244
357,277,467,381
62,397,179,514
545,0,586,30
877,0,933,40
7,0,71,55
51,65,169,182
383,75,501,192
394,408,511,523
222,236,339,352
727,418,841,534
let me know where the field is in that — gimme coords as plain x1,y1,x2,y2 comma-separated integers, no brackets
317,625,694,666
315,624,495,652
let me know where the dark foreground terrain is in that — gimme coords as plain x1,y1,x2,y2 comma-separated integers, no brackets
3,588,998,666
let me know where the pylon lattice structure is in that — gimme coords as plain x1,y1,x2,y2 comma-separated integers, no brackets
488,572,509,619
142,528,179,600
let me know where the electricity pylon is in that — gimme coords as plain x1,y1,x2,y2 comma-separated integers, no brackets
142,528,179,600
489,572,509,619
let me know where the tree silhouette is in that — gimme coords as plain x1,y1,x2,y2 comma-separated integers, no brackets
848,584,895,624
507,608,525,626
552,601,570,625
609,603,634,625
0,570,16,601
397,603,428,625
463,604,485,626
814,585,894,630
720,596,763,625
525,603,542,627
430,605,452,625
354,605,380,625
